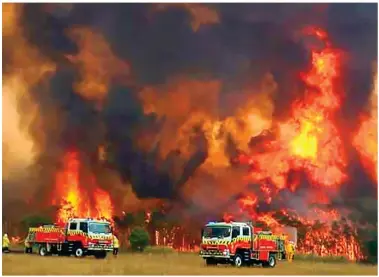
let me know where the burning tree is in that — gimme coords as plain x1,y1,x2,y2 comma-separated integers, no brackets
51,151,114,224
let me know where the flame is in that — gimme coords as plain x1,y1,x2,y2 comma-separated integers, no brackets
231,27,364,261
53,151,113,223
353,67,378,183
238,27,346,190
10,236,21,244
223,212,233,223
298,225,364,261
94,187,113,221
233,197,364,261
290,119,318,160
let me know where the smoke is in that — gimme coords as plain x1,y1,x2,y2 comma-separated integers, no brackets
2,4,56,203
2,3,377,231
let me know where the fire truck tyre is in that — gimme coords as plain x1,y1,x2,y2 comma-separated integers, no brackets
205,258,217,266
74,247,84,258
263,255,276,268
233,254,243,267
39,246,48,257
95,251,107,259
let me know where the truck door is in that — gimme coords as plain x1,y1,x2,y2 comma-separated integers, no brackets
242,226,251,250
249,226,254,250
67,221,78,241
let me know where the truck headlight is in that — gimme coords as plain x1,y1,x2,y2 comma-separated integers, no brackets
223,249,229,256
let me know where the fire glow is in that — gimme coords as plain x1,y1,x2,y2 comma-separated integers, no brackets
231,27,365,261
238,27,346,190
52,151,113,224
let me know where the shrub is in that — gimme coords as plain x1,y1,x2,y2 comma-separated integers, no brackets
128,227,150,252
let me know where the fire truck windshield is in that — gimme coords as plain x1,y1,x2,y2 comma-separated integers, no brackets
203,226,231,239
88,223,111,234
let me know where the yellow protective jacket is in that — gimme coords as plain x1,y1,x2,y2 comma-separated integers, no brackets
24,238,31,248
285,243,294,255
113,235,119,248
3,235,10,248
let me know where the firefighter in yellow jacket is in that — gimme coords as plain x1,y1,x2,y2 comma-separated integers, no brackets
113,234,119,256
285,241,295,262
3,234,10,253
24,235,32,254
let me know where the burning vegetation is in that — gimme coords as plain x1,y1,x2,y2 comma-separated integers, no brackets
52,151,113,224
2,3,377,263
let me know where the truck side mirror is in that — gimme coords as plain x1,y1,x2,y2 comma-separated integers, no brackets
201,228,204,238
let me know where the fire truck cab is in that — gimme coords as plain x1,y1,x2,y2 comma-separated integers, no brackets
200,221,286,268
28,218,114,259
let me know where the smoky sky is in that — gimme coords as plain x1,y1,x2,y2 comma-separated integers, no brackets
20,3,377,118
14,3,378,202
21,3,377,102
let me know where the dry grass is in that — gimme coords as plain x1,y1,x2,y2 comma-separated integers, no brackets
2,252,378,275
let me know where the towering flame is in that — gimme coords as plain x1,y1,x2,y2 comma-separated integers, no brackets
238,26,346,191
232,27,364,261
52,151,113,223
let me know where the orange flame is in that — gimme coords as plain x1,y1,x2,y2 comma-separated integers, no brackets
232,27,364,261
53,151,113,223
235,196,364,261
10,236,21,244
298,226,364,261
239,27,346,191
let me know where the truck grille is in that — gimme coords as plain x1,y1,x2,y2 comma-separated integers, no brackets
202,250,222,255
89,243,112,250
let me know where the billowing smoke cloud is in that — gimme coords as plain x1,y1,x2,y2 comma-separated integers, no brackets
2,3,377,230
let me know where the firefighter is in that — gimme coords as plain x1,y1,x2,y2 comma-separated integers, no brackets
285,240,295,262
113,234,119,256
2,234,10,253
24,235,32,254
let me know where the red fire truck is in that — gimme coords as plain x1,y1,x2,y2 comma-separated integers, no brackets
27,218,114,259
200,221,287,268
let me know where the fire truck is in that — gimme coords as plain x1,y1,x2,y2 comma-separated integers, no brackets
27,218,114,259
199,221,287,268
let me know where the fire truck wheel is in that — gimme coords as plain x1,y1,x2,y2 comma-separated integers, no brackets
233,254,243,267
39,245,49,256
74,247,84,258
263,255,276,268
